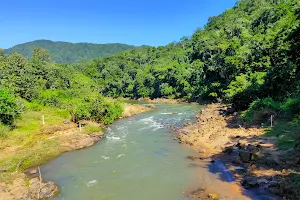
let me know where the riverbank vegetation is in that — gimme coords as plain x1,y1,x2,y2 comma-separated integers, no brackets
3,0,299,126
0,47,125,126
68,0,300,137
0,48,126,184
68,0,299,198
73,0,300,107
74,0,300,152
1,0,300,198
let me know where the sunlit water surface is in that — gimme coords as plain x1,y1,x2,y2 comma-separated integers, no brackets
41,104,202,200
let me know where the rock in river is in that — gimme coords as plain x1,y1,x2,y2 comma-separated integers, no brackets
242,176,259,189
29,177,59,199
239,150,251,163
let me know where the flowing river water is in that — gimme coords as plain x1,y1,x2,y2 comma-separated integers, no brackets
41,104,265,200
41,104,202,200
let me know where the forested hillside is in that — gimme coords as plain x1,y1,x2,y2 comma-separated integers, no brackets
4,40,138,63
1,0,300,198
2,0,299,126
76,0,300,114
1,0,299,126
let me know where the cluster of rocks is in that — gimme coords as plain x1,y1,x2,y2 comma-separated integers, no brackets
221,138,264,163
221,138,284,197
242,175,278,189
174,104,287,199
25,167,59,199
0,169,59,200
237,143,263,163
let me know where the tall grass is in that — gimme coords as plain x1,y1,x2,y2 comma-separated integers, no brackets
0,123,10,139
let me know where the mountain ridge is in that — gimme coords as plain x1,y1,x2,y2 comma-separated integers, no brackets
4,39,139,63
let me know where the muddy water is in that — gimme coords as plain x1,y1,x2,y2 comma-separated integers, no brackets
41,104,203,200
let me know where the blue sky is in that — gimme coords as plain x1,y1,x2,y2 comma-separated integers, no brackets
0,0,237,48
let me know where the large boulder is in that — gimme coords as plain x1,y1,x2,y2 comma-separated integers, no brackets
208,193,219,199
242,176,259,189
39,181,59,199
223,146,234,155
29,177,59,199
239,150,251,163
257,178,268,185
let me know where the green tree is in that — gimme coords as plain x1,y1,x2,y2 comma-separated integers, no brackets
0,48,4,56
32,47,51,62
0,90,22,125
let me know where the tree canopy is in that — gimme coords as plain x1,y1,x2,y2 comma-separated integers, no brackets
1,0,300,124
72,0,300,110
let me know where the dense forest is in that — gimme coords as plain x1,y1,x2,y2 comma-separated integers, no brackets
1,0,300,128
75,0,300,123
0,47,123,126
1,0,300,198
4,40,138,63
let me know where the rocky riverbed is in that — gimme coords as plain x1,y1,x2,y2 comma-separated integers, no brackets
176,104,299,199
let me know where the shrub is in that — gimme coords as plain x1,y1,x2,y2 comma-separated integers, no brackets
69,95,123,124
37,90,72,108
37,90,61,107
244,98,300,125
243,97,280,124
93,101,123,124
0,123,10,138
24,101,43,111
224,72,266,109
292,115,300,125
0,90,22,125
280,98,300,119
72,102,91,123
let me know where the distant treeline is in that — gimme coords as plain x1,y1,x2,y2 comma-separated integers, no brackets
77,0,300,108
4,40,139,63
1,0,300,126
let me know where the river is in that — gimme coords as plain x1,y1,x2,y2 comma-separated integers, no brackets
41,104,202,200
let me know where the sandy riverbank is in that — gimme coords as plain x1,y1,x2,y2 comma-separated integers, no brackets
176,104,287,199
0,103,152,200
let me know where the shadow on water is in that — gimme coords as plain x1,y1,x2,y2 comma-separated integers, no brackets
185,105,287,200
205,156,280,200
185,153,280,199
208,160,234,182
187,106,297,200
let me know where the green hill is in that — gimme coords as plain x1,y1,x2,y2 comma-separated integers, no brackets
4,40,138,63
